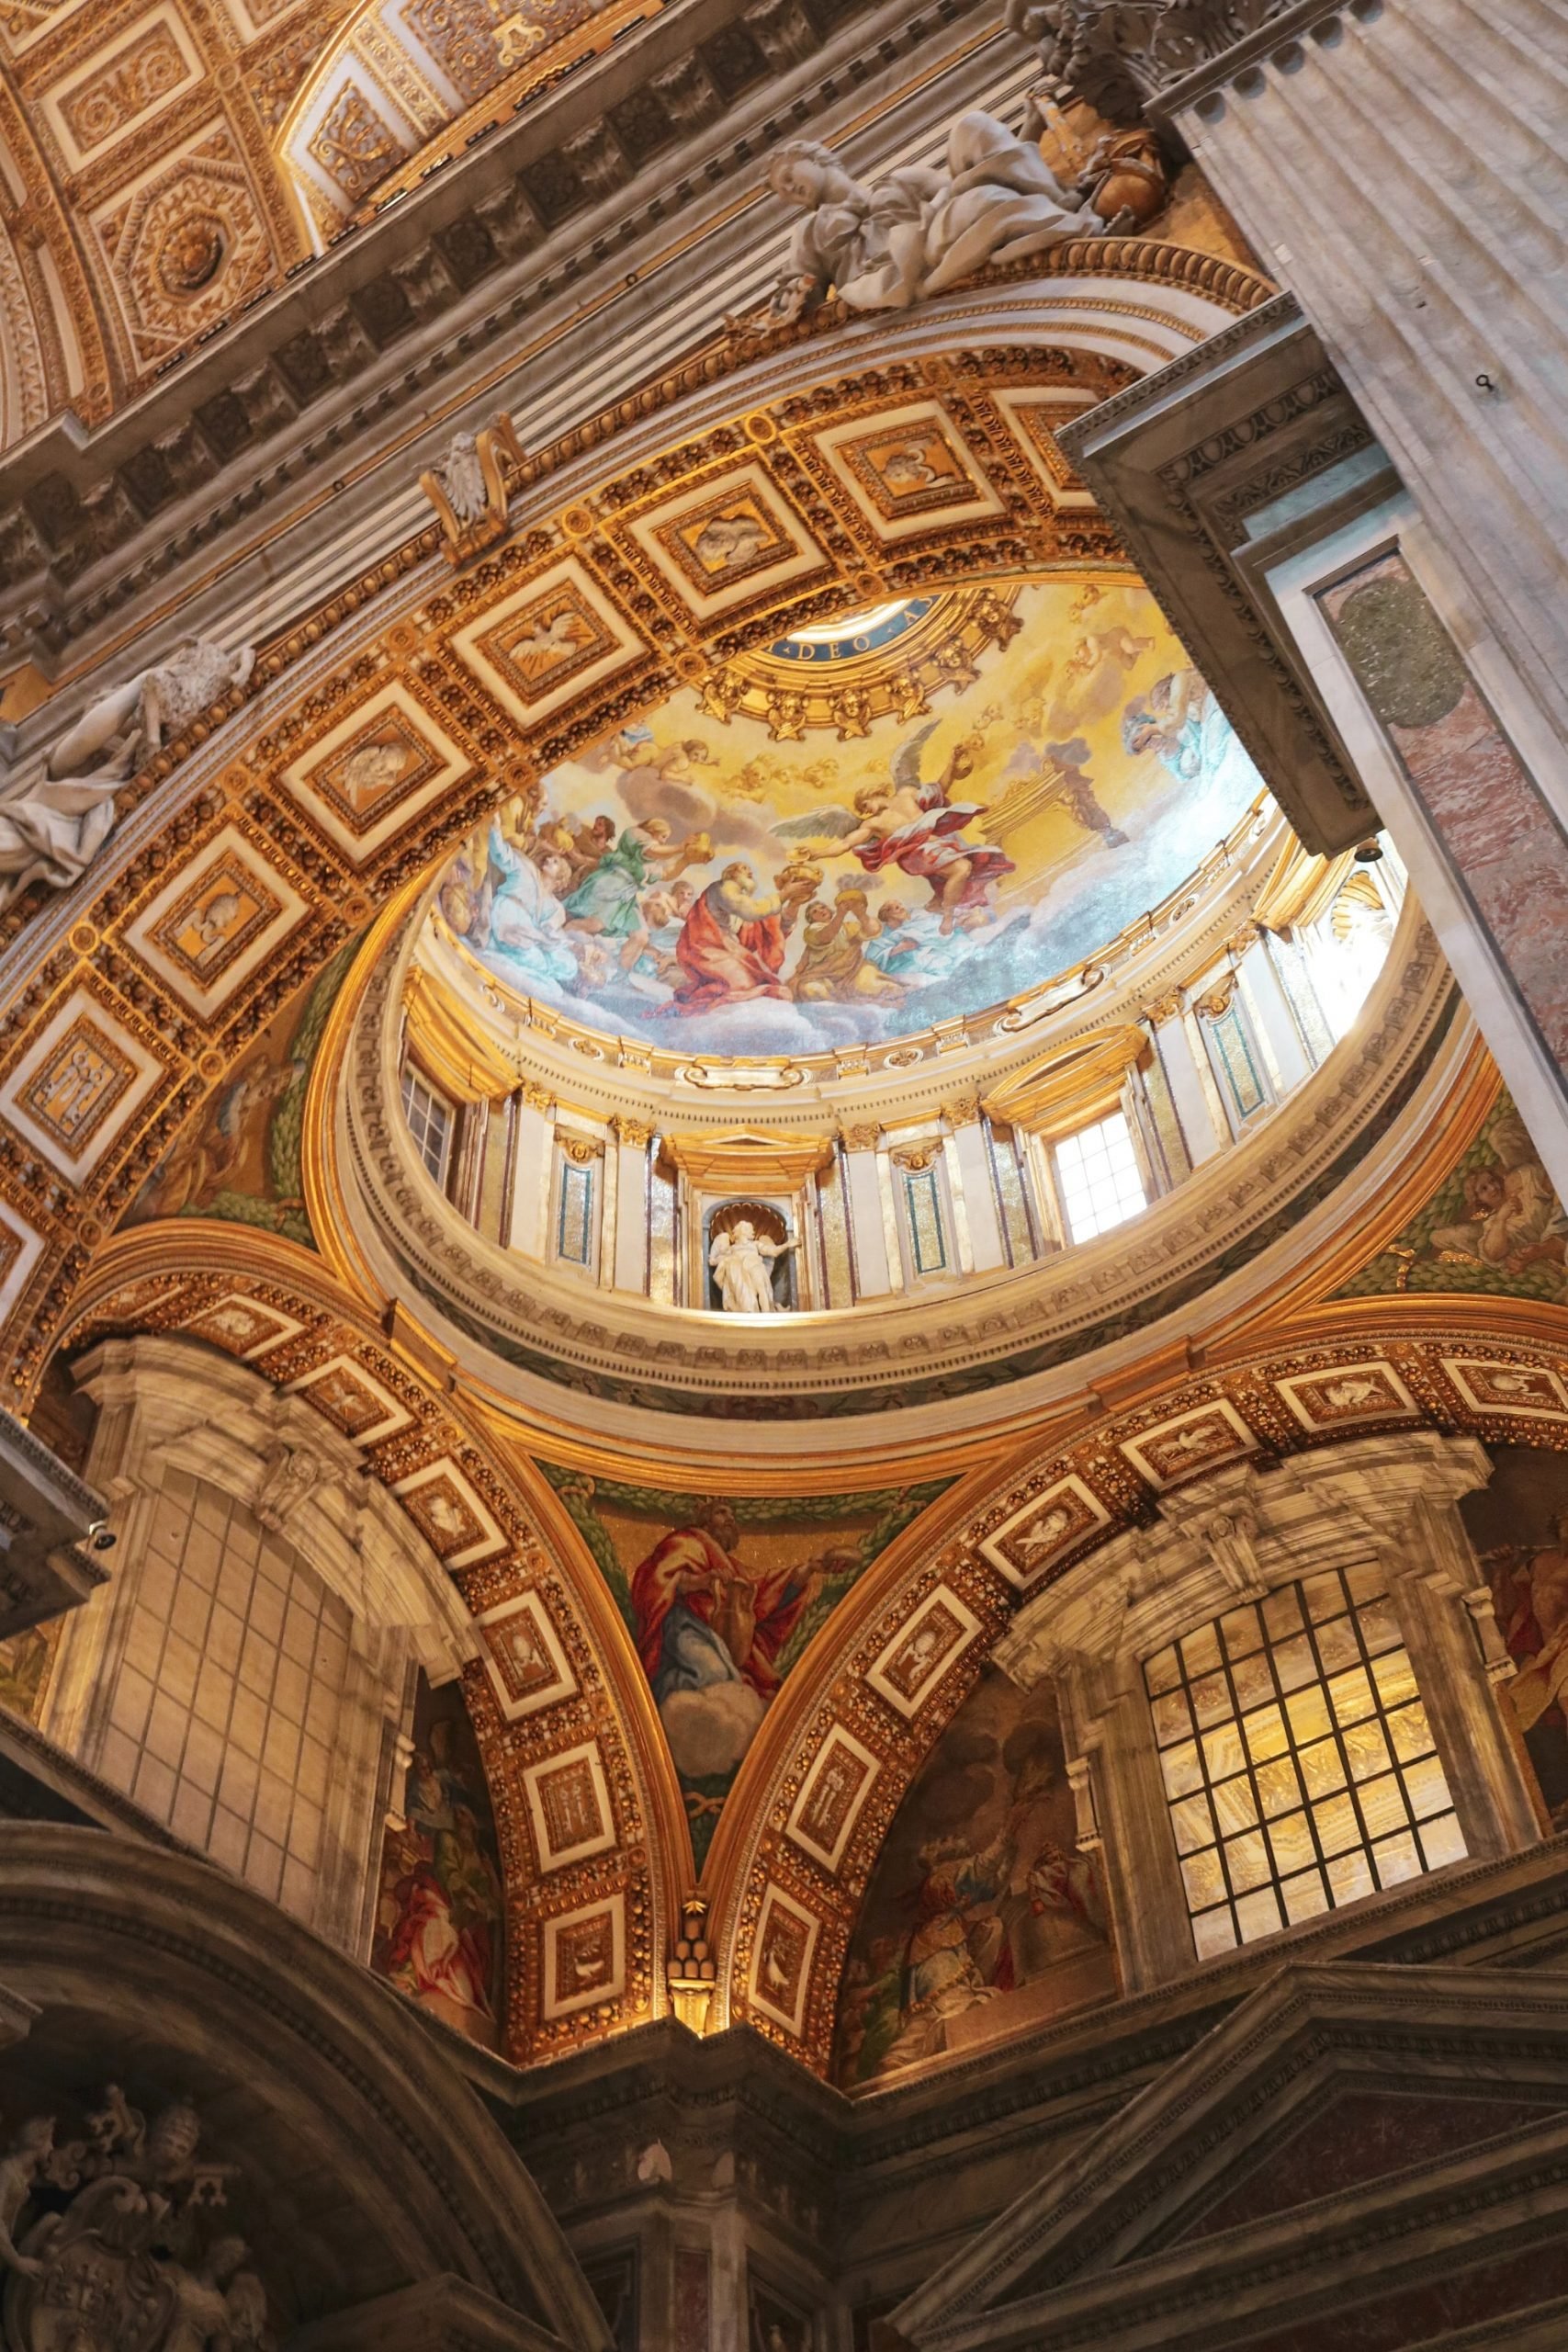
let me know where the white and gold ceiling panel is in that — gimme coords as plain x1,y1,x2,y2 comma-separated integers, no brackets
36,5,205,173
0,978,174,1183
989,386,1103,512
121,818,309,1014
624,462,834,626
808,399,1008,547
281,678,479,862
446,554,649,729
286,1348,415,1442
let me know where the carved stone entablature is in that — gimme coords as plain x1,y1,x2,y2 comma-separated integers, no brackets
1056,294,1382,856
1005,0,1319,125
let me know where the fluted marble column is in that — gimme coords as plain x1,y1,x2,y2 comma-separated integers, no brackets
1166,0,1568,754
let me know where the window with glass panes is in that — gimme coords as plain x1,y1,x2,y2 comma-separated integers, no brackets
400,1065,452,1186
1054,1112,1146,1244
1145,1565,1466,1959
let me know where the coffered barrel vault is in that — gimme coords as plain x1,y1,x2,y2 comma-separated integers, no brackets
3,8,1568,2350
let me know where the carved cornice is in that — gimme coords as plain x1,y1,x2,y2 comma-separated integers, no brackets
0,0,987,658
1017,0,1337,126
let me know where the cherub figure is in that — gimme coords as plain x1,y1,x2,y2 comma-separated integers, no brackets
0,2115,52,2277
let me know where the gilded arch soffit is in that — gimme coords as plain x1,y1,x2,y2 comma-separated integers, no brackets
0,248,1283,1409
50,1222,684,2067
710,1298,1568,2077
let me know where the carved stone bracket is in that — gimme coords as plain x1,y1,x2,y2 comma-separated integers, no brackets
1006,0,1320,125
0,1404,107,1644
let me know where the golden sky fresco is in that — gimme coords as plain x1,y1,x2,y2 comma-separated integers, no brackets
430,578,1265,1057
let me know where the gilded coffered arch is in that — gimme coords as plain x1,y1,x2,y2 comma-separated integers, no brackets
48,1221,686,2064
711,1297,1568,2076
0,248,1280,1413
0,0,321,416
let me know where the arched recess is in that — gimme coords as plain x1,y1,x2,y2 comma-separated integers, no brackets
0,243,1276,1406
46,1226,687,2066
0,1823,611,2350
711,1297,1568,2075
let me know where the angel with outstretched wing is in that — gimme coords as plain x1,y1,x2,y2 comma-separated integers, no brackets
771,721,1014,933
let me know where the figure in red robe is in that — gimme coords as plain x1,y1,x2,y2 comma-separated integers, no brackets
664,863,787,1014
629,1499,846,1702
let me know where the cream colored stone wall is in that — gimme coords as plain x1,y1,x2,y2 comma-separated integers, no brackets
98,1466,352,1918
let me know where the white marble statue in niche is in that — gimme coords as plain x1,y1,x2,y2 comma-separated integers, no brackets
0,638,254,911
740,108,1129,332
709,1214,796,1314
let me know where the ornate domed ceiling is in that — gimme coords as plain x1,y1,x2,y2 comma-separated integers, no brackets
422,573,1266,1061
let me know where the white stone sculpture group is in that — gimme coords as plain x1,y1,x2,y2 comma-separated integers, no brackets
741,107,1131,332
709,1217,796,1314
0,636,253,912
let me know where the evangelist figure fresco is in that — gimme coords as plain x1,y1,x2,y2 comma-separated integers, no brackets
372,1674,505,2047
543,1470,949,1865
835,1667,1114,2086
1338,1094,1568,1306
118,933,363,1245
427,580,1263,1056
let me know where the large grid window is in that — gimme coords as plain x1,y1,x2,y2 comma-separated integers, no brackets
400,1066,452,1185
1145,1565,1466,1960
1054,1111,1146,1244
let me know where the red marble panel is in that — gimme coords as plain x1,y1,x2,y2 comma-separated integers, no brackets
1320,551,1568,1072
1239,2237,1568,2352
1186,2086,1565,2239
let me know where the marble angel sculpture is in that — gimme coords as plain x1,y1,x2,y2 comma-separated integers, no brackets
709,1219,796,1314
738,108,1128,332
0,637,254,912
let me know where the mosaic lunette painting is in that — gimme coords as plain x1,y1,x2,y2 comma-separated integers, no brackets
372,1670,506,2047
1336,1091,1568,1306
543,1468,948,1866
1461,1445,1568,1832
835,1664,1113,2086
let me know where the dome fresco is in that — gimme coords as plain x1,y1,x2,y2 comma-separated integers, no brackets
427,577,1266,1059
